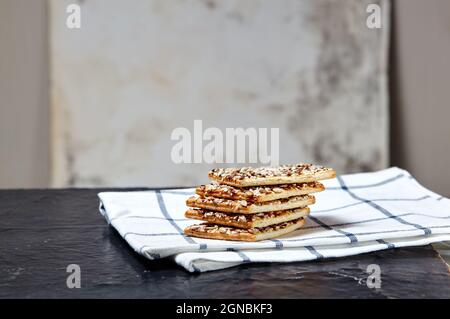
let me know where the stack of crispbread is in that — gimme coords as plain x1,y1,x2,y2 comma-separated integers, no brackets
184,164,336,242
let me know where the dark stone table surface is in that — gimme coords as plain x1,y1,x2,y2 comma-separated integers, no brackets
1,189,449,299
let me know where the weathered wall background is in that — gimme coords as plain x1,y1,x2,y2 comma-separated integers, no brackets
49,0,389,187
1,0,449,194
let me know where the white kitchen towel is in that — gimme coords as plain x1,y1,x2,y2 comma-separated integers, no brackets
98,167,450,272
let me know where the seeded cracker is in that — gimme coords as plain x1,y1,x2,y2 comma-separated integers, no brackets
184,218,306,242
186,194,315,214
196,182,324,203
184,163,336,242
208,163,336,187
185,207,310,229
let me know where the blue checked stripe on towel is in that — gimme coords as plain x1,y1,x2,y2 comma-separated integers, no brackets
98,167,450,272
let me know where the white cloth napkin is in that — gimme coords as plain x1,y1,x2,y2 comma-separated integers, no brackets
98,167,450,272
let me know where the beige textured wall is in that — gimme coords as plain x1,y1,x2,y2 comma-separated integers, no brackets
49,0,389,188
390,0,450,196
0,1,449,194
0,0,49,188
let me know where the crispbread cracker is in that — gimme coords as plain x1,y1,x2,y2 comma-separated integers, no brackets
196,182,324,203
208,163,336,187
184,218,306,242
185,207,310,229
186,194,315,214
